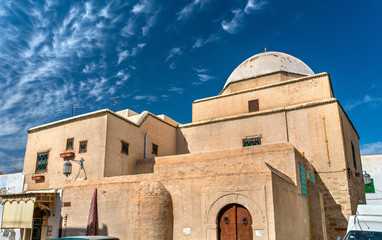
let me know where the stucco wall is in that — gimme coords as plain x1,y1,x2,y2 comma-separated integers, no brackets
23,114,108,191
61,143,309,240
192,74,333,122
220,72,305,95
104,114,177,176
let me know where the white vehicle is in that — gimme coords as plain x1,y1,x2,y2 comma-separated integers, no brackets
342,205,382,240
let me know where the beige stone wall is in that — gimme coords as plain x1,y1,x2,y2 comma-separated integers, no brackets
272,173,310,240
179,112,288,154
192,74,333,122
23,114,108,191
338,106,366,213
179,100,358,239
220,72,305,95
104,114,177,176
61,143,315,240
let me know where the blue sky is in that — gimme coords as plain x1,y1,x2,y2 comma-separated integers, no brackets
0,0,381,173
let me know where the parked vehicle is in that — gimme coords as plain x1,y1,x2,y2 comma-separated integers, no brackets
54,236,119,240
340,205,382,240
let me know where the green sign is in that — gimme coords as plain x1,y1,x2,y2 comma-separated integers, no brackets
365,179,375,194
300,164,307,196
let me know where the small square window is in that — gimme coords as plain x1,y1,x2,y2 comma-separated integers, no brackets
66,138,74,150
79,140,87,153
152,144,158,155
248,99,259,112
36,152,48,173
121,141,129,155
243,137,261,147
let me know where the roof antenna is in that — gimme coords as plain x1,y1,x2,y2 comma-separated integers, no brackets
110,96,121,112
264,44,267,52
72,105,85,117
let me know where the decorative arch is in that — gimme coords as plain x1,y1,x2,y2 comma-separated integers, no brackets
204,192,267,240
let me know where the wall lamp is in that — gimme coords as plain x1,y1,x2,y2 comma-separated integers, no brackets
63,157,87,180
346,168,372,185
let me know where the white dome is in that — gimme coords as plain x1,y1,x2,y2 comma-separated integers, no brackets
224,51,314,88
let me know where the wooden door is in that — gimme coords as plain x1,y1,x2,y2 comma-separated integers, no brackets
218,204,253,240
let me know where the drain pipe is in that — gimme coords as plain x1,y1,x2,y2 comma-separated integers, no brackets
144,132,148,159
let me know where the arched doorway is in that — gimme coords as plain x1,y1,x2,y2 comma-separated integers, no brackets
217,204,253,240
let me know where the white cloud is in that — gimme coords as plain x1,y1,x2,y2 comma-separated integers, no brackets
344,95,382,111
132,0,153,14
0,156,25,174
166,47,183,69
221,0,267,34
118,50,130,65
244,0,267,14
192,33,219,49
361,142,382,155
177,0,209,21
169,87,184,94
192,67,214,85
134,94,159,102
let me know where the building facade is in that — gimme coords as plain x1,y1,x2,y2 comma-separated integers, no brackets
1,51,365,240
361,155,382,204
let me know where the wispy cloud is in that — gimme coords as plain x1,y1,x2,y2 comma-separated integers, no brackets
117,43,146,64
0,1,147,172
177,0,209,21
169,87,184,94
344,95,382,111
133,94,168,102
122,0,159,37
192,33,219,49
221,0,267,34
192,67,214,85
361,142,382,155
166,47,183,69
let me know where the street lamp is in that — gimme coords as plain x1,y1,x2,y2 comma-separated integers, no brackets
63,157,87,180
363,171,372,185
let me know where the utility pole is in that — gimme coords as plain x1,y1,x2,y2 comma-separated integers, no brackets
72,105,85,117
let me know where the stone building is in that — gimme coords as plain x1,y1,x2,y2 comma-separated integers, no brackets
0,52,365,240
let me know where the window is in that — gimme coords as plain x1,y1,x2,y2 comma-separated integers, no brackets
79,140,88,153
36,152,48,172
248,99,259,112
121,141,129,155
152,143,158,155
66,138,74,150
243,137,261,147
351,142,357,169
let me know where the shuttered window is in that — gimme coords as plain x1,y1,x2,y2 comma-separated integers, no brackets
36,152,48,172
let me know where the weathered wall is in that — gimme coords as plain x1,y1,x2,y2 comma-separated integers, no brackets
192,74,333,122
220,72,305,95
272,173,310,240
179,112,288,154
338,106,365,214
23,114,108,191
61,143,309,240
104,114,177,176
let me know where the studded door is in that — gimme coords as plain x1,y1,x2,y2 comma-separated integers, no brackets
218,204,253,240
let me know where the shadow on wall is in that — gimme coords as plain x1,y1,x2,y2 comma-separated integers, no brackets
314,173,348,239
60,224,108,238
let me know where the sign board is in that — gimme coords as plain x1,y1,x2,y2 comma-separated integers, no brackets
300,164,307,197
365,179,375,194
